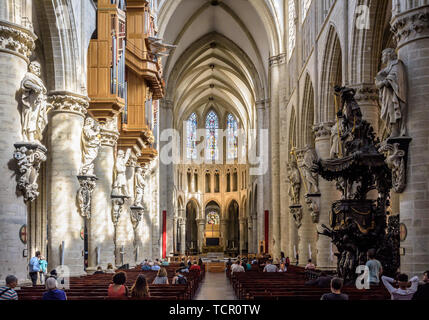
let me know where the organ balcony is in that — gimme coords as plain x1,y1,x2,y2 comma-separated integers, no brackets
87,0,127,122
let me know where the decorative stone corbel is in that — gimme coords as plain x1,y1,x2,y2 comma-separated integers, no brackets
111,194,129,261
13,143,47,202
76,175,98,219
378,137,412,193
290,205,303,229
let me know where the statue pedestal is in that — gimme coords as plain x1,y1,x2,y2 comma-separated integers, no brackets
290,205,303,229
13,142,47,202
76,175,98,219
305,193,321,223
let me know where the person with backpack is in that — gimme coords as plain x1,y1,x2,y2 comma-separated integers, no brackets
0,275,18,300
28,251,41,286
39,256,48,285
172,269,187,285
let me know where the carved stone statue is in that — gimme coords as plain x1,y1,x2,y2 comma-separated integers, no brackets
379,142,406,193
330,120,344,159
112,148,132,197
79,118,101,176
287,160,301,205
134,166,147,208
376,48,408,138
20,61,49,143
300,145,320,194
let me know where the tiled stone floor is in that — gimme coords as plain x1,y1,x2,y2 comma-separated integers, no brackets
195,272,237,300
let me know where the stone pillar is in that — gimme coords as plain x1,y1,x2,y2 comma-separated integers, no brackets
252,215,258,254
248,217,254,253
391,4,429,275
0,19,36,283
196,218,205,254
256,100,267,250
353,84,380,132
47,93,89,276
87,124,118,271
220,220,228,251
313,123,338,269
239,218,246,255
269,55,284,259
180,218,186,255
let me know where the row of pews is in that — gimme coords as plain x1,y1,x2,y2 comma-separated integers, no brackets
228,265,391,300
17,264,205,300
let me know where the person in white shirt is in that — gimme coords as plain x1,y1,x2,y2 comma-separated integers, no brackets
263,260,278,273
231,260,245,275
382,274,419,300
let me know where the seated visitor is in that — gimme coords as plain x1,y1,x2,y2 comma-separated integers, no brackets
153,267,169,284
108,271,129,299
172,269,187,285
320,278,349,301
365,249,383,286
189,261,201,275
226,258,232,271
231,260,245,275
305,259,316,270
0,275,18,300
94,266,104,274
278,263,287,273
130,275,150,299
198,258,204,267
382,274,419,300
151,261,161,271
305,272,333,288
179,262,189,273
161,259,169,266
141,260,151,271
412,270,429,300
285,257,291,267
245,260,252,271
43,278,67,300
263,260,278,273
106,263,115,274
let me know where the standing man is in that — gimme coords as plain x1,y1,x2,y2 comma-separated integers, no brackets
28,251,41,286
365,249,383,286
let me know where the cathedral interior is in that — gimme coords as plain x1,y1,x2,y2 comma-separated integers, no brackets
0,0,429,290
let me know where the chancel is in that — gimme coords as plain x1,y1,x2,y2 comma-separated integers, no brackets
0,0,428,302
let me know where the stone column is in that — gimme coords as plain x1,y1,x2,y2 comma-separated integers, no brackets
220,219,228,251
180,218,186,255
391,4,429,275
256,100,267,250
0,19,36,283
269,55,284,259
353,84,380,132
239,218,246,255
252,215,258,254
47,93,89,276
196,218,205,254
87,124,119,271
247,217,254,253
313,123,338,269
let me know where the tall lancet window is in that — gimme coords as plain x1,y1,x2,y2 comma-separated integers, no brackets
227,114,238,160
205,110,219,161
288,0,296,60
187,113,197,160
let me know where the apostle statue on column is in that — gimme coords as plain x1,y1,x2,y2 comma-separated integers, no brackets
287,160,301,205
112,148,132,197
79,118,101,176
134,166,148,208
300,145,320,195
20,61,49,144
376,48,408,138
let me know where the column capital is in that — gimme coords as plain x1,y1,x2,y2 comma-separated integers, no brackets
391,5,429,48
0,20,37,63
99,117,119,147
350,83,379,102
48,91,89,118
269,53,287,67
313,122,334,140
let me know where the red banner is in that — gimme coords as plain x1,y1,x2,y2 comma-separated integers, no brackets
162,210,167,259
264,210,269,253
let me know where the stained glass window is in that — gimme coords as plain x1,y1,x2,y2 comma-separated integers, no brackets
187,113,197,160
205,111,219,161
288,0,296,60
227,114,238,160
302,0,312,22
